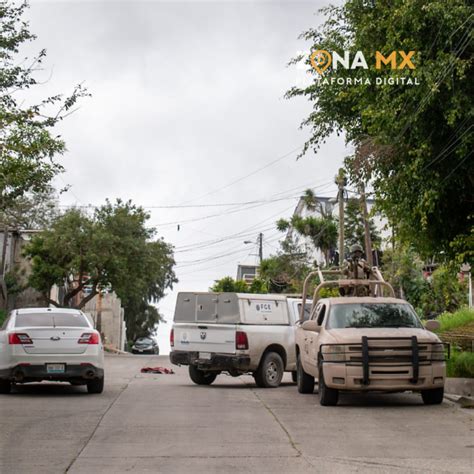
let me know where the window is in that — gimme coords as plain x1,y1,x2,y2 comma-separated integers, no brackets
15,312,90,328
297,303,312,321
327,303,423,329
317,305,326,326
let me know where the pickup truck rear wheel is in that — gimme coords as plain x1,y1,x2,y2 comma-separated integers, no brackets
0,379,11,394
254,352,284,388
297,354,314,394
421,387,444,405
189,365,218,385
318,366,339,406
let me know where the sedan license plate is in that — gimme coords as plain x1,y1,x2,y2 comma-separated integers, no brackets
199,352,212,360
46,363,65,374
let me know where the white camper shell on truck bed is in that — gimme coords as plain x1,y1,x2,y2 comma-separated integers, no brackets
169,292,309,387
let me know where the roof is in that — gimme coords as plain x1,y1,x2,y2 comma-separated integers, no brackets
14,307,83,314
178,291,291,301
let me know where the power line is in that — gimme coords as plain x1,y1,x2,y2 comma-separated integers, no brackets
178,144,304,206
152,181,335,228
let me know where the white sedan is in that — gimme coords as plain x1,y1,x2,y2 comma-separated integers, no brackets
0,307,105,394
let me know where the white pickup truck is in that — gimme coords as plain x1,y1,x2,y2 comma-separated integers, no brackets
169,292,310,387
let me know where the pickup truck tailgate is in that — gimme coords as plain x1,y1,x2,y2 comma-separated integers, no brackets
174,324,236,354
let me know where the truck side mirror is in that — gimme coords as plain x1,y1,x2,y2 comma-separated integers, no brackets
302,320,320,332
424,320,440,332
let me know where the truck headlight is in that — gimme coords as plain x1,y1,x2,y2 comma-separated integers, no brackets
322,345,346,362
431,343,445,361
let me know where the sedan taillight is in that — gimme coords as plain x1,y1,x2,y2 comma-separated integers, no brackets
9,333,33,345
78,332,100,344
170,328,174,347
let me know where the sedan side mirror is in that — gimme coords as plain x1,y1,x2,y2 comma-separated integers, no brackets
424,320,440,332
302,320,320,332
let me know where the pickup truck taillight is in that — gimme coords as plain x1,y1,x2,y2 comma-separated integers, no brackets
8,333,33,345
170,328,174,347
236,331,248,350
78,332,100,344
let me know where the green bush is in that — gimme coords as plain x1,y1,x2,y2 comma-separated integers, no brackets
435,307,474,333
446,350,474,378
420,265,468,317
0,310,6,327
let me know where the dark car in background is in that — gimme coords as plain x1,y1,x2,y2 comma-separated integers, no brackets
131,337,159,355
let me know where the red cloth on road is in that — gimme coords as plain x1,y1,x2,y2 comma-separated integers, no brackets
141,367,175,374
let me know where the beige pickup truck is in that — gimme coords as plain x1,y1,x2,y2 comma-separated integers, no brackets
295,269,446,406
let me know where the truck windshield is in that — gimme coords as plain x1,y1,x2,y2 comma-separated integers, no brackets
328,303,423,329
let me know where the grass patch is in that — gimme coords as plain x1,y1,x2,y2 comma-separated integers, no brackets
447,350,474,378
435,307,474,333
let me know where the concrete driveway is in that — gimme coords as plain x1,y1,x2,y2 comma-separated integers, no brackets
0,355,472,473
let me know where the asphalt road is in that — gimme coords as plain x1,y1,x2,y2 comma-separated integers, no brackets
0,355,472,473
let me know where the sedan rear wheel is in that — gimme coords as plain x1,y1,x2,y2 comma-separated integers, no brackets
0,379,11,394
87,377,104,394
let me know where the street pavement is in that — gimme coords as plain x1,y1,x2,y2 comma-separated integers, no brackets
0,354,472,473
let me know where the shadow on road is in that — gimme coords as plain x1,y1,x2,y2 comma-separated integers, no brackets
186,381,297,390
7,382,88,396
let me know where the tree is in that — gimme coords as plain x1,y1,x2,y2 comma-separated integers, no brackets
259,251,310,294
0,2,88,212
210,276,267,293
124,299,162,343
277,215,338,266
0,186,59,229
287,0,473,259
277,189,338,265
24,201,177,324
381,244,428,312
344,197,381,250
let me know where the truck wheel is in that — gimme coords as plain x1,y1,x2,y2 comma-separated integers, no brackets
0,379,11,394
189,365,217,385
87,377,104,394
254,352,284,388
291,371,297,383
421,387,444,405
318,366,338,406
297,354,314,394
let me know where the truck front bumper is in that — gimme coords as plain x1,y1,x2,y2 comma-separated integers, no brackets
170,350,251,372
322,361,445,391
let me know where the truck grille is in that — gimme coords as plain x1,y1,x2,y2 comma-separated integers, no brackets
320,337,446,386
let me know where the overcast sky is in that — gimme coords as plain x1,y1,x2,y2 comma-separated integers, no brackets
26,0,348,353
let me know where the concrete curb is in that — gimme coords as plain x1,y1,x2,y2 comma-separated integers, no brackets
444,393,474,408
445,377,474,397
104,346,129,355
444,378,474,408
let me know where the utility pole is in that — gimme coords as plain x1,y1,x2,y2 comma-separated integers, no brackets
359,183,373,267
335,169,346,265
258,233,263,264
0,228,9,309
96,288,103,336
